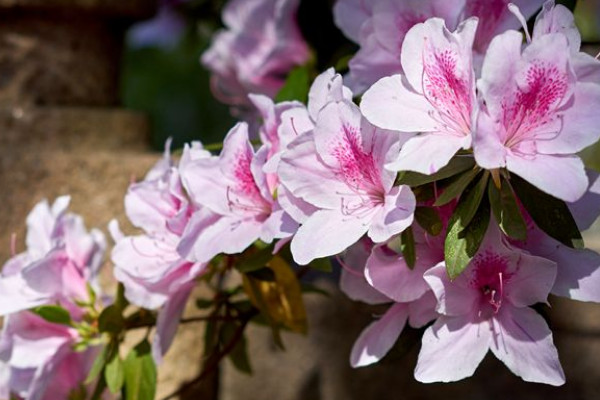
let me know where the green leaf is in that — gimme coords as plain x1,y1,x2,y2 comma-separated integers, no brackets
488,179,527,241
433,167,481,206
400,227,416,269
456,171,490,227
414,206,443,236
511,174,583,248
275,66,310,103
237,244,275,273
395,156,475,187
122,340,157,400
104,352,125,394
85,344,110,384
222,322,252,375
32,305,72,326
307,257,333,273
98,305,124,334
444,175,492,279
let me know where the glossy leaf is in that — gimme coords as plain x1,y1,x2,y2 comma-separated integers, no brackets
98,305,125,334
401,227,416,269
395,156,475,187
275,65,310,103
488,179,527,241
414,206,443,236
122,340,157,400
105,352,124,394
444,175,491,279
434,168,481,206
307,257,333,273
32,305,72,326
511,174,583,248
222,322,252,375
237,244,275,273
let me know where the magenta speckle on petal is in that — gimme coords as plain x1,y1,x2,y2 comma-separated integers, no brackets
501,60,569,151
423,46,472,136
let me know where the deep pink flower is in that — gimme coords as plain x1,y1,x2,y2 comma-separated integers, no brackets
201,0,310,108
417,225,564,385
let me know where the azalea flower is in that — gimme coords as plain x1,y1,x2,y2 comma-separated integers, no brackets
111,142,209,362
333,0,545,93
279,97,415,265
179,122,297,263
0,312,98,400
473,28,600,201
201,0,310,108
510,172,600,302
361,17,479,174
0,197,105,316
417,225,564,385
0,198,105,399
338,236,437,367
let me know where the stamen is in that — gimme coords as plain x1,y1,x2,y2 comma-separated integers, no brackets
290,117,300,136
508,3,532,43
335,255,364,278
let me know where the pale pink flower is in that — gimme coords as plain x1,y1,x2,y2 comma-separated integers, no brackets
0,312,97,400
334,0,545,93
416,225,564,385
338,235,437,367
361,17,479,174
0,197,105,316
201,0,309,108
278,97,415,265
473,20,600,201
179,122,297,263
511,172,600,303
0,199,104,399
111,142,209,362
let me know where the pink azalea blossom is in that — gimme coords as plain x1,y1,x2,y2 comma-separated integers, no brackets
416,225,564,385
338,235,437,367
361,17,478,174
279,96,415,265
509,172,600,303
0,312,97,400
179,122,297,263
0,197,105,316
473,3,600,202
334,0,545,93
201,0,310,108
0,199,104,399
111,142,209,362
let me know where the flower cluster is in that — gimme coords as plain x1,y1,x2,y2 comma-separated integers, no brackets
1,0,600,398
201,0,310,109
0,197,106,399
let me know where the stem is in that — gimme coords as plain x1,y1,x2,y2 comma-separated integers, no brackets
160,310,258,400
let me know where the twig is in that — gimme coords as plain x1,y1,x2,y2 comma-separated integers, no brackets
160,310,258,400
